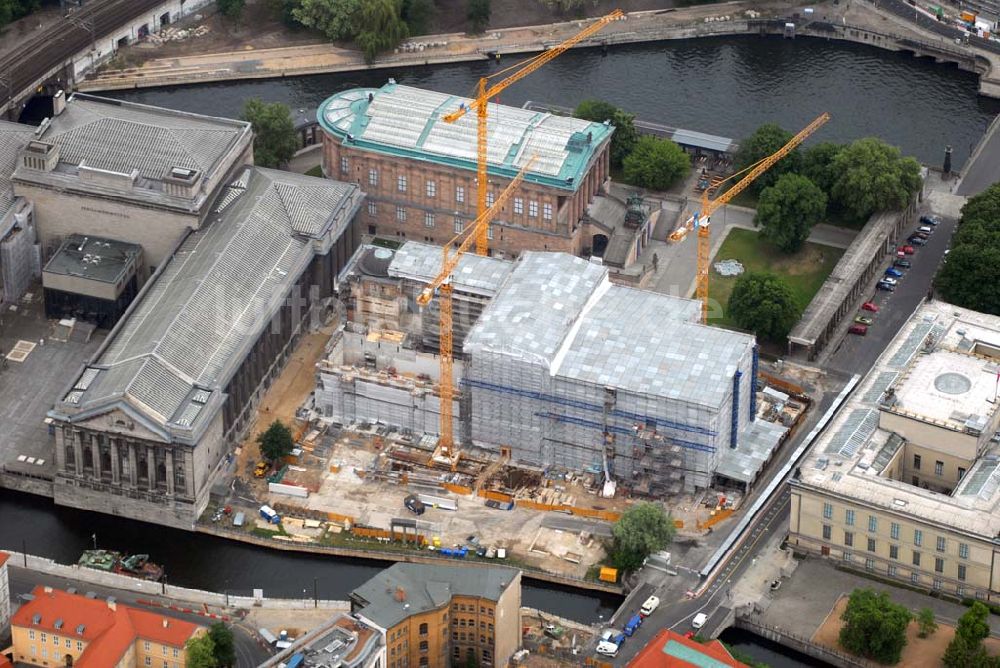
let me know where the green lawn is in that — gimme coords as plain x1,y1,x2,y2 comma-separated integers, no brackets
305,165,323,177
710,227,844,329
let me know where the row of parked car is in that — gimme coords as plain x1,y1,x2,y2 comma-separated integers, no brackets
849,215,941,336
595,595,673,657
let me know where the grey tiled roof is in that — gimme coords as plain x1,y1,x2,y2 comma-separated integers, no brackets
43,94,248,181
58,167,360,435
466,252,755,407
388,241,512,297
352,563,518,630
0,120,33,215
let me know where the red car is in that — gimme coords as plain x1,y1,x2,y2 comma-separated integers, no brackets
899,245,915,255
849,324,868,336
862,302,879,313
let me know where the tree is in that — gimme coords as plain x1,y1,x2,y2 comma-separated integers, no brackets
622,136,690,191
828,138,921,221
943,602,993,668
735,123,801,195
838,588,911,665
257,420,294,462
355,0,410,63
801,141,842,194
241,99,298,168
917,608,937,639
935,245,1000,314
208,623,236,667
574,100,638,169
218,0,246,22
610,502,676,573
401,0,435,35
755,173,827,253
0,0,40,30
467,0,490,33
185,633,218,668
727,272,799,341
292,0,364,41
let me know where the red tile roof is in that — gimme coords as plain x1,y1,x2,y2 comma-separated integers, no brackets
12,586,202,667
627,629,748,668
0,552,9,567
0,655,12,668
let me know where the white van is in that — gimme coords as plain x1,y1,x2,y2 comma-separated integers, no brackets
640,595,660,617
692,612,708,629
919,225,933,234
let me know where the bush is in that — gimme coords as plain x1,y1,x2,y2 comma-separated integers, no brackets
622,136,690,191
727,272,799,341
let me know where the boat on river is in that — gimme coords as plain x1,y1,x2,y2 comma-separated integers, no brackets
78,549,164,582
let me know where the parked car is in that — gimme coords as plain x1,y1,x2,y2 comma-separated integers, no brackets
624,614,643,637
862,301,880,312
900,245,915,254
692,613,709,629
920,215,941,226
404,494,426,515
885,267,904,278
910,231,929,240
876,281,896,292
909,236,928,246
640,595,660,617
849,324,869,335
855,315,874,326
918,225,934,234
596,641,619,657
894,259,911,268
881,277,898,286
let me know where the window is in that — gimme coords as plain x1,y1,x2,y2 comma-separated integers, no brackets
937,536,946,553
823,503,833,519
528,200,538,217
452,631,459,641
419,640,429,651
911,573,920,584
914,529,923,546
935,557,944,573
76,641,82,651
514,197,523,214
456,186,465,203
843,552,853,562
890,544,899,560
865,558,876,571
453,647,461,659
487,224,494,240
933,578,943,590
368,201,377,216
369,168,378,186
419,658,428,667
543,202,553,220
913,551,921,566
845,509,855,526
935,460,944,476
29,631,35,640
145,658,152,667
426,180,436,198
960,543,969,559
145,641,151,651
958,586,966,597
890,522,900,540
959,466,967,480
341,156,349,174
424,213,435,228
398,175,407,192
868,515,878,533
888,565,897,577
52,635,57,646
419,623,428,636
173,649,179,658
40,633,47,643
822,524,832,540
844,531,854,547
397,206,407,222
867,537,876,553
914,454,921,470
454,218,464,234
959,564,967,581
42,647,47,659
486,192,495,207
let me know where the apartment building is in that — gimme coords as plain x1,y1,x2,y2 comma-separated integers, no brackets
790,300,1000,600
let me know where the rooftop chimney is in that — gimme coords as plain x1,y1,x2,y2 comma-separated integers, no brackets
53,89,66,116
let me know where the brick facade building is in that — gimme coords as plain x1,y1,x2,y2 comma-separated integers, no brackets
318,82,613,258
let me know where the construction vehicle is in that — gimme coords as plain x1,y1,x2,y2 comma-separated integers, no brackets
253,461,269,478
441,9,622,255
415,159,535,466
671,113,830,323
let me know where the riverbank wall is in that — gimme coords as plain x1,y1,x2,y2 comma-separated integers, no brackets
733,616,869,667
75,8,1000,98
1,549,351,613
196,524,624,596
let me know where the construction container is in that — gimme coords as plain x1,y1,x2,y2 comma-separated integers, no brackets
599,566,619,583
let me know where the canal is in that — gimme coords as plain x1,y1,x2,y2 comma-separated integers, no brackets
105,34,1000,167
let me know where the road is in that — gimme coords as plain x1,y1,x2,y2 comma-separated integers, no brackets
5,566,272,668
958,114,1000,197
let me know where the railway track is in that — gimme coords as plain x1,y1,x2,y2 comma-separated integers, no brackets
1,0,168,110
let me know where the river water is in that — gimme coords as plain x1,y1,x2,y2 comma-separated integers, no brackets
3,30,996,655
107,35,1000,167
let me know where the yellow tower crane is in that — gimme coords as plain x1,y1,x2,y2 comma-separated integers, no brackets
679,112,831,324
416,159,535,466
442,9,623,256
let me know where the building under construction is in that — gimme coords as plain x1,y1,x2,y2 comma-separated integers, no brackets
317,245,783,495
